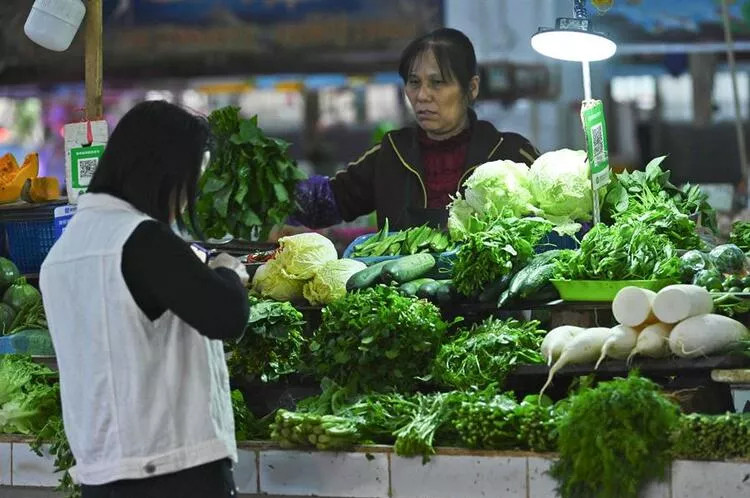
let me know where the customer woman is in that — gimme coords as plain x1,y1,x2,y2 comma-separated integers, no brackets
40,101,249,497
291,27,541,231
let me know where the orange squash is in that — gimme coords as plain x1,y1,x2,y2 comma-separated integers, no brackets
0,153,19,179
0,153,39,203
21,176,60,203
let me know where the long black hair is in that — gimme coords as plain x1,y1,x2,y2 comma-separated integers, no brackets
398,28,478,101
88,100,209,234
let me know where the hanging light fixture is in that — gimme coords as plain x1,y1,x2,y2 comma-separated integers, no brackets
531,0,617,62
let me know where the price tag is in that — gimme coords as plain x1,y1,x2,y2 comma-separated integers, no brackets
581,100,611,190
53,205,77,239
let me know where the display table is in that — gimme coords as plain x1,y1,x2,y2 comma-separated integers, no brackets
0,438,748,498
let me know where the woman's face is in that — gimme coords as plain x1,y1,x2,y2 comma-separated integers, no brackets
405,50,479,140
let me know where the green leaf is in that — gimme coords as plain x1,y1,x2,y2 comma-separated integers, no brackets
273,183,289,202
202,176,228,194
234,181,249,204
213,185,233,218
241,209,262,227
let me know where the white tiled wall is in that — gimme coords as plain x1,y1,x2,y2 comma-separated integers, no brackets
3,441,750,498
391,454,526,498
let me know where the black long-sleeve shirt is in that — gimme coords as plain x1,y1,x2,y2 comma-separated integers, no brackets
121,220,249,340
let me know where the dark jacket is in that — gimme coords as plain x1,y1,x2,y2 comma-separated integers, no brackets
330,110,540,230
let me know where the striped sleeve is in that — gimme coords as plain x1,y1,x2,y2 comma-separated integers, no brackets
491,133,541,166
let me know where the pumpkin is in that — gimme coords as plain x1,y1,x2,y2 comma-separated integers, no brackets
21,177,60,203
0,153,39,203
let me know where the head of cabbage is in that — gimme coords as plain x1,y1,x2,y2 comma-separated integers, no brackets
251,259,305,302
275,232,338,280
302,258,367,306
448,159,536,240
529,149,592,235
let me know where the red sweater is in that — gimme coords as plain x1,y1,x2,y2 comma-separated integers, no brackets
418,127,472,208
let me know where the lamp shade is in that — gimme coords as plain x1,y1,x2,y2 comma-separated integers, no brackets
531,18,616,62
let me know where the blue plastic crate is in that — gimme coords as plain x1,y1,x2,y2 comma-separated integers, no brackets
5,219,59,274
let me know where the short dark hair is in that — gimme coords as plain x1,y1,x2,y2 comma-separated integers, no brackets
88,100,209,234
398,28,478,100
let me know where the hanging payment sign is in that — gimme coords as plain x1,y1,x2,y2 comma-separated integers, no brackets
581,100,611,190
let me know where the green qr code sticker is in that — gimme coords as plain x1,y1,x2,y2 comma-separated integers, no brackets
70,145,105,189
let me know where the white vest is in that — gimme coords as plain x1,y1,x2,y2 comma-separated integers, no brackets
40,193,237,485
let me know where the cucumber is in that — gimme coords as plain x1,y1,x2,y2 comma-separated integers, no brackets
398,278,436,297
518,263,556,299
436,280,456,305
528,249,563,267
417,279,448,300
346,260,392,291
478,274,511,303
381,254,436,283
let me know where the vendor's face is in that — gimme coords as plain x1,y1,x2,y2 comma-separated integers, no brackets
405,50,478,140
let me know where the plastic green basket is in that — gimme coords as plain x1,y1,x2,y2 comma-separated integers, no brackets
550,279,674,302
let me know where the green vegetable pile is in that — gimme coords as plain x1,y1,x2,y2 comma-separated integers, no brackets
270,409,360,451
432,317,545,390
454,393,560,452
452,212,552,296
554,221,682,281
232,390,272,441
671,412,750,461
226,297,305,383
0,355,59,436
196,107,306,241
308,286,449,393
604,156,717,235
551,373,680,498
351,221,454,257
729,221,750,253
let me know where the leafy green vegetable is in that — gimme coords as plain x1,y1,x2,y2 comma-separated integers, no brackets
671,412,750,461
448,160,537,240
250,260,305,302
303,259,366,306
528,149,592,236
275,233,338,281
226,297,305,382
31,415,79,498
615,204,703,250
432,317,545,390
551,373,680,498
603,155,717,234
729,221,750,253
6,301,47,335
308,286,449,393
452,212,552,296
270,409,360,451
195,107,306,241
352,222,455,257
232,390,273,441
554,221,682,281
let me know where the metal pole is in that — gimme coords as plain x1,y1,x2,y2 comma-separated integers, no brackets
720,0,749,204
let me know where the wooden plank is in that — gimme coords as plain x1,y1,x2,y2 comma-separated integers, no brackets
84,0,103,119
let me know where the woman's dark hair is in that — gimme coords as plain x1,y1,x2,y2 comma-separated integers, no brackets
88,100,209,233
398,28,478,100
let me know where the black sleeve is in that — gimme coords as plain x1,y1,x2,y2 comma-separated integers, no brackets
330,143,380,222
493,132,541,166
121,220,249,340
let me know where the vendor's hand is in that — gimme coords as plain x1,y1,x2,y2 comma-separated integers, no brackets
209,253,250,287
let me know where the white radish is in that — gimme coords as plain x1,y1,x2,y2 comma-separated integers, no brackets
612,287,658,327
540,326,583,366
626,323,673,363
669,314,749,358
653,284,713,324
595,325,639,369
540,327,612,397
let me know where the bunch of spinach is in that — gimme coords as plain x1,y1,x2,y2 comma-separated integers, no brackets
226,296,305,382
196,106,306,241
604,156,717,234
432,317,545,390
613,204,703,250
452,212,553,296
729,221,750,253
550,372,680,498
554,220,682,281
671,412,750,461
308,286,449,393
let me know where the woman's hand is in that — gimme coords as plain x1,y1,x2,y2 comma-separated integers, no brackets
209,253,250,287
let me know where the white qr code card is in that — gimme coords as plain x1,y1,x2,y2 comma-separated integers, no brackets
64,120,108,204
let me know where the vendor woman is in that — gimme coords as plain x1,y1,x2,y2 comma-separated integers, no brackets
292,27,540,230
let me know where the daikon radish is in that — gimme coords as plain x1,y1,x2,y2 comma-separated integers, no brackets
653,284,713,324
612,287,657,327
669,314,748,358
626,323,673,363
595,325,639,369
540,326,583,366
540,327,612,396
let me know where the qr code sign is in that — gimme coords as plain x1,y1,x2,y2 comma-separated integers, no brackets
591,123,605,164
78,157,99,180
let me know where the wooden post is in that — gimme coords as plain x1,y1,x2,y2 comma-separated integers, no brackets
85,0,103,119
